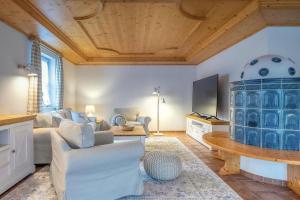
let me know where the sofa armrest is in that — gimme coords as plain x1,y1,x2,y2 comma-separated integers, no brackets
137,116,151,126
94,131,114,145
137,116,151,135
66,141,144,173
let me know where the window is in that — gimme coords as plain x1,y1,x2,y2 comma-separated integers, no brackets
41,56,51,107
40,49,61,112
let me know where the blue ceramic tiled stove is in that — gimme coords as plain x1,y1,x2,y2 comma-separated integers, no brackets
230,55,300,151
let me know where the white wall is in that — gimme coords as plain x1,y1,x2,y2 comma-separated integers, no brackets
196,29,269,82
75,66,196,131
63,58,76,109
267,27,300,66
0,22,30,114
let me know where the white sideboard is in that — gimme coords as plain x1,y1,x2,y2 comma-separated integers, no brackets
0,116,35,195
186,115,229,150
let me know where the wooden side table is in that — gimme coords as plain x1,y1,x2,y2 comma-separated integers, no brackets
110,126,146,144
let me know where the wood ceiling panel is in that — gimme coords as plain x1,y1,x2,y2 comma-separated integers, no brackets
188,9,267,64
179,0,252,56
71,1,202,56
29,0,99,56
0,0,299,65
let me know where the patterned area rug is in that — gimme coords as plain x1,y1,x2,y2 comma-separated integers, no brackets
1,137,241,200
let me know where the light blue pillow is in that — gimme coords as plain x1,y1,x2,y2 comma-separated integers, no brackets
115,115,126,126
59,120,95,149
71,112,89,123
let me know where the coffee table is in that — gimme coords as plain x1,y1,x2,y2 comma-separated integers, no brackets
110,126,146,144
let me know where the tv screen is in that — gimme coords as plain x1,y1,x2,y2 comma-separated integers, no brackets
192,74,218,117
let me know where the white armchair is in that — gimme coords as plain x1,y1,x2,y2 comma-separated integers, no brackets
50,128,144,200
113,107,151,135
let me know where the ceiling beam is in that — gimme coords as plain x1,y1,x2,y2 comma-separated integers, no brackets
85,56,187,65
260,0,300,26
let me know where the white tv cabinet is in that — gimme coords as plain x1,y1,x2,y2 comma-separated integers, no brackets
0,115,36,195
186,115,229,150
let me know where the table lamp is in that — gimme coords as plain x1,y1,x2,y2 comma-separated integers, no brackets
85,105,96,117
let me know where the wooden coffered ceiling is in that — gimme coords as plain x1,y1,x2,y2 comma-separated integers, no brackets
0,0,300,65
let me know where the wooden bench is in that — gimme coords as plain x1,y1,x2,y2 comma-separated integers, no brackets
203,132,300,196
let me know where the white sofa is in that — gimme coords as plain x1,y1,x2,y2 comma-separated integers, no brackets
50,123,144,200
112,107,151,135
33,108,113,164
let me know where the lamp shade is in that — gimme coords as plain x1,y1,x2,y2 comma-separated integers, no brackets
152,87,160,95
85,105,96,117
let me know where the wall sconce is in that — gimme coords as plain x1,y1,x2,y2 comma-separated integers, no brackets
18,64,37,77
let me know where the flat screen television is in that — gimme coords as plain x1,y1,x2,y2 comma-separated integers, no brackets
192,74,218,117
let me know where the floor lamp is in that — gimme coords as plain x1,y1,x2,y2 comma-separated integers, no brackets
152,87,166,136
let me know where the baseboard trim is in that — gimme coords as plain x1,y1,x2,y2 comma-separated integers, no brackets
240,169,287,187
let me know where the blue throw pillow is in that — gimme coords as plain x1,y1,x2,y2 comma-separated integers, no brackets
71,112,89,123
115,115,126,126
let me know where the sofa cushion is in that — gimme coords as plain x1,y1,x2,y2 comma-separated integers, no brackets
52,116,63,128
71,111,89,123
58,120,95,149
34,112,53,128
57,108,72,120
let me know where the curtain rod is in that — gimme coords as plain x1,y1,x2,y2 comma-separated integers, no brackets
28,35,62,57
40,43,62,57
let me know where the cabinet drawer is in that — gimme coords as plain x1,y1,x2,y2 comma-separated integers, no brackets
0,149,10,183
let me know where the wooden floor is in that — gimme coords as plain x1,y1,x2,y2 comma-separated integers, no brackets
1,132,299,200
161,132,300,200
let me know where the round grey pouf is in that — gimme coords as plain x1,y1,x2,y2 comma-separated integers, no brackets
143,151,182,181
